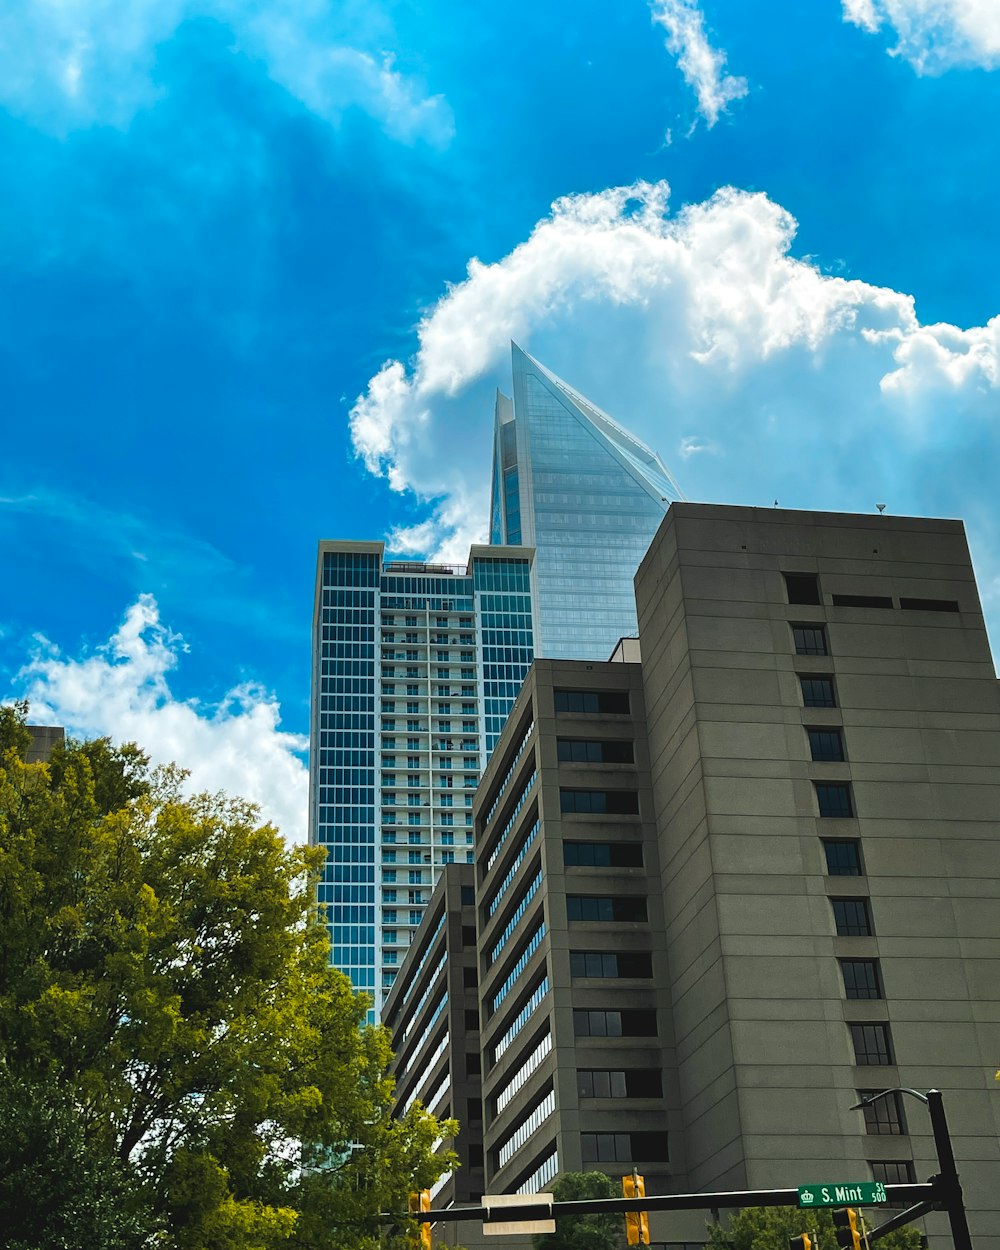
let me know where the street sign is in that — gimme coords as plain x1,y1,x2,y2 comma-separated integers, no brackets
482,1192,555,1236
798,1182,887,1208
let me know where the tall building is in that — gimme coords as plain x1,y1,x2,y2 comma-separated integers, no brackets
309,541,534,1012
393,504,1000,1249
489,343,683,660
312,347,681,1009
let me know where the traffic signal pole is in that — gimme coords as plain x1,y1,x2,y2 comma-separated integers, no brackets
853,1087,973,1250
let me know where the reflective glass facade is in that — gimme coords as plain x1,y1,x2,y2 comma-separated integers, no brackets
489,343,683,660
310,541,533,1015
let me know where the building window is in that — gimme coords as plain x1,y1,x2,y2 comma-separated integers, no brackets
801,675,837,708
823,839,863,876
567,895,647,923
792,624,828,656
831,897,873,936
557,738,635,763
850,1022,893,1066
816,783,853,818
581,1132,669,1163
870,1160,915,1185
573,1009,657,1037
577,1069,662,1099
808,728,845,762
859,1090,907,1135
841,959,882,1000
570,951,653,978
784,572,822,605
554,689,630,715
563,841,644,868
560,789,639,815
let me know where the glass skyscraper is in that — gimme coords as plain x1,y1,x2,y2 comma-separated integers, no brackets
310,541,533,1013
312,345,680,1012
490,343,684,659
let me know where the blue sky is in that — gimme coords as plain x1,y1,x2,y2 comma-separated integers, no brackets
2,0,999,838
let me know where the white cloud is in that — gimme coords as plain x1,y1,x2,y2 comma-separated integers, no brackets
15,595,309,842
842,0,1000,72
0,0,451,141
348,179,1000,572
649,0,748,126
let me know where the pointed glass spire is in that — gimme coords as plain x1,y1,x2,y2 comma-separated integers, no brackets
490,343,684,660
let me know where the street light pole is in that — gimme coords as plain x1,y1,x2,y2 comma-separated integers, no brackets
852,1087,973,1250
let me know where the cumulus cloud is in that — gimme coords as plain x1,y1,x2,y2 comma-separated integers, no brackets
15,596,309,842
0,0,451,141
348,179,1000,570
842,0,1000,72
650,0,748,126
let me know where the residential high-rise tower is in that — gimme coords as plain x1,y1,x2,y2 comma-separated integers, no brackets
310,541,534,1014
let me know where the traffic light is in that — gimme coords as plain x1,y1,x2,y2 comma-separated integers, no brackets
408,1190,432,1249
622,1172,650,1245
788,1235,814,1250
833,1207,865,1250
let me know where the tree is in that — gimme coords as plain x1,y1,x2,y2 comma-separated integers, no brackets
0,706,455,1249
533,1171,623,1250
0,1067,149,1250
705,1204,925,1249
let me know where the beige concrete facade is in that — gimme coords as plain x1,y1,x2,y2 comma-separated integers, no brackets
635,504,1000,1247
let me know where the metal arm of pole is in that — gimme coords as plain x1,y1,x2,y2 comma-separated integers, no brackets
384,1182,936,1226
866,1200,934,1242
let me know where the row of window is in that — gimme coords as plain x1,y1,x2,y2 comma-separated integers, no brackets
566,895,647,923
560,788,640,815
784,570,959,615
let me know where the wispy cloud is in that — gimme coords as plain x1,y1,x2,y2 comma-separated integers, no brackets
842,0,1000,72
0,0,452,142
13,595,308,841
649,0,747,127
0,489,298,643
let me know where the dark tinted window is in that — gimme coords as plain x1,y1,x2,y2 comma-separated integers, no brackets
577,1069,662,1098
554,689,630,715
560,789,640,815
823,839,863,876
567,895,647,923
792,624,828,655
465,1009,480,1030
841,959,882,999
900,597,959,613
832,897,873,936
570,951,653,978
461,885,475,905
573,1009,657,1037
463,966,478,988
808,728,845,761
816,782,853,817
557,738,634,763
801,676,837,708
859,1090,906,1135
850,1022,893,1065
784,573,822,604
462,925,477,947
563,841,643,868
871,1160,915,1184
832,594,893,608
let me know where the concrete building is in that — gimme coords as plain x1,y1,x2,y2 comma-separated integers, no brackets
26,724,64,763
382,864,485,1226
489,343,684,661
395,503,1000,1249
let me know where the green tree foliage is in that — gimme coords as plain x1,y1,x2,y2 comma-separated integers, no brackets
0,705,455,1249
705,1204,924,1249
0,1067,149,1250
533,1171,623,1250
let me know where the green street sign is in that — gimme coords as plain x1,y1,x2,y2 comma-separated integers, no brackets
798,1182,888,1208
